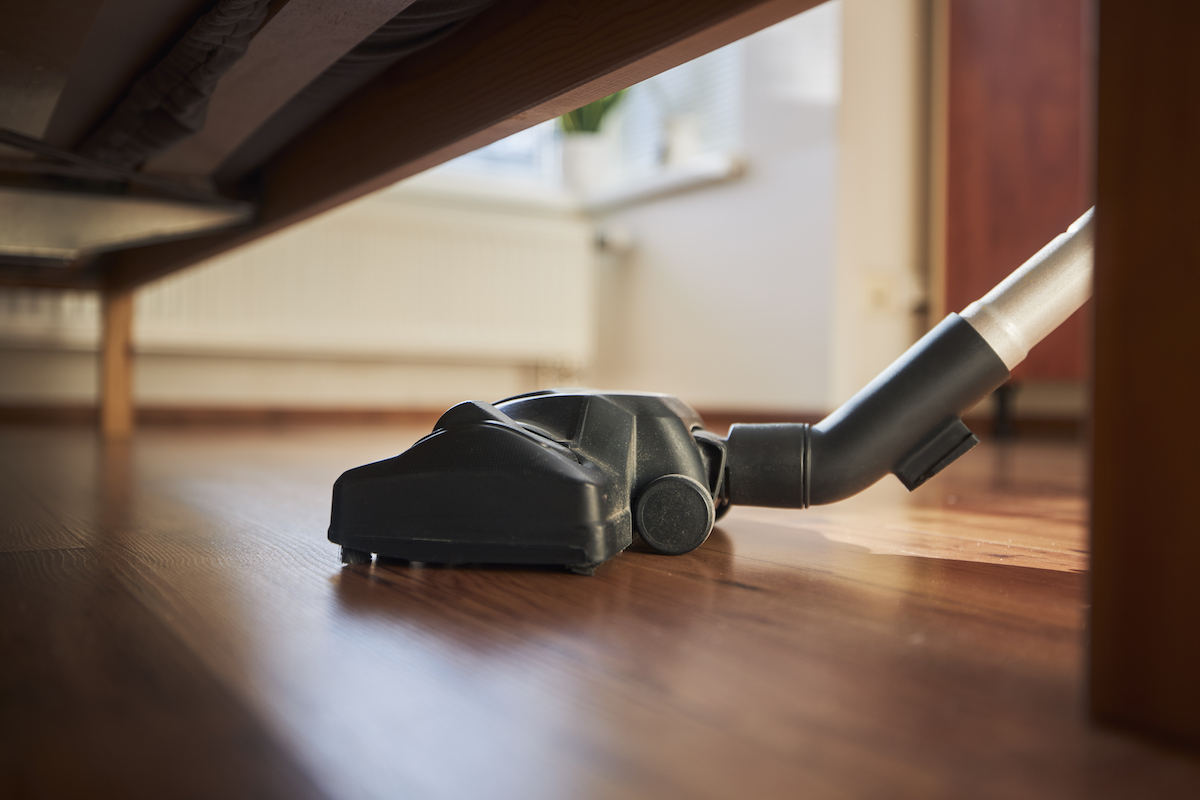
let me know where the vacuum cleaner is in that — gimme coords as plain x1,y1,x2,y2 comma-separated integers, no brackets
329,209,1094,573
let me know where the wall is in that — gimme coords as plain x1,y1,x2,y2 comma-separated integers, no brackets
830,0,930,406
586,5,843,413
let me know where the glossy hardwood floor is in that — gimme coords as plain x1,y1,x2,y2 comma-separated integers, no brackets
2,422,1198,799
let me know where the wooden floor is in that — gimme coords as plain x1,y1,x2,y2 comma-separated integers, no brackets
3,423,1199,799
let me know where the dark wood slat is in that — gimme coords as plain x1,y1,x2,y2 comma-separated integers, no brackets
102,0,821,290
0,0,108,144
40,0,212,150
0,127,247,204
1090,0,1200,748
0,262,100,289
143,0,418,177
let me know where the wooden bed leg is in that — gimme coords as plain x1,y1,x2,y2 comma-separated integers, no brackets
1090,0,1200,748
99,288,135,439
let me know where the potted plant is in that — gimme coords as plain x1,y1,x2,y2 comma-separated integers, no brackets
559,90,625,194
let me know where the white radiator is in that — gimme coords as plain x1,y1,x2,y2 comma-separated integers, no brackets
137,195,596,365
0,189,598,405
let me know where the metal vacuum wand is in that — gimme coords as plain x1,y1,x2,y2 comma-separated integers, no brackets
961,208,1094,369
724,207,1095,508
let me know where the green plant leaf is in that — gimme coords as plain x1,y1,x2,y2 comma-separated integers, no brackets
559,89,627,135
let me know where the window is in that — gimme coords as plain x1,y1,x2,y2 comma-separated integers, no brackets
417,2,841,200
611,41,743,183
432,120,562,187
428,40,745,193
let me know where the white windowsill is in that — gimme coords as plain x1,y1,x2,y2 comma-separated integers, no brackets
580,154,745,213
385,154,745,216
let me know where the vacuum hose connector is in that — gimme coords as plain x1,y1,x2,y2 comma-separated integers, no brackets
721,208,1094,508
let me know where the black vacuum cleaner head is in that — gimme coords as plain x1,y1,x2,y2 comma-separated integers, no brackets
329,317,1012,574
329,391,729,574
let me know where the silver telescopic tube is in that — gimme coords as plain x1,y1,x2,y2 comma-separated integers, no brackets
959,207,1094,370
727,209,1094,508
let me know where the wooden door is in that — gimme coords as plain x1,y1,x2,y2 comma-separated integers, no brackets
944,0,1094,381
